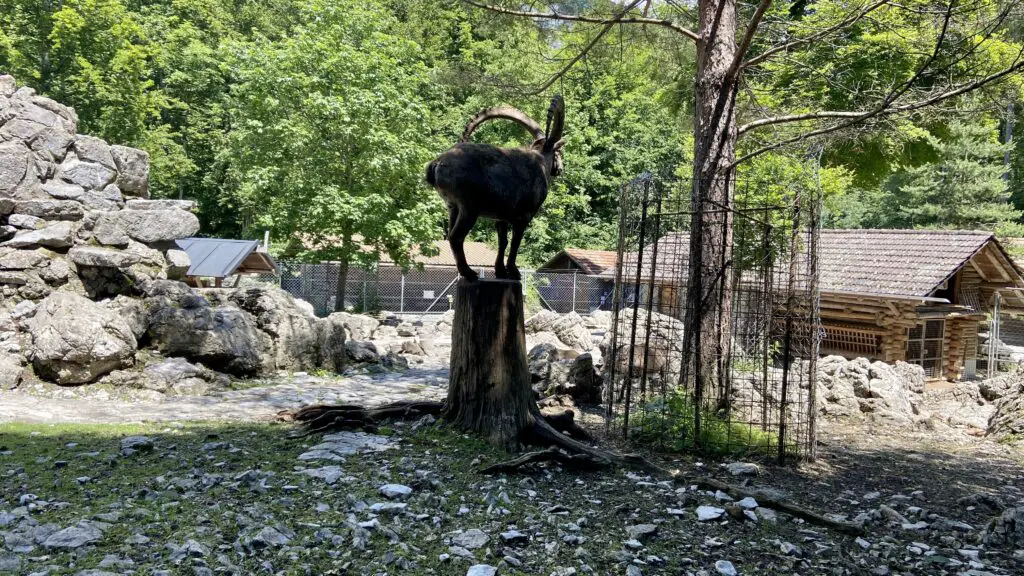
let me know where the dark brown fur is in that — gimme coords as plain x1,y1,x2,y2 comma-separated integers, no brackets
426,96,565,281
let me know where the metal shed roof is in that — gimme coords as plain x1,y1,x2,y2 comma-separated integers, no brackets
175,238,277,278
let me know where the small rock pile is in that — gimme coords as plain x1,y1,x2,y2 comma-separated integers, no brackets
987,374,1024,442
813,356,926,424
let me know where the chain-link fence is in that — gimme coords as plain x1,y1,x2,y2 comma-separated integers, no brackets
240,261,613,317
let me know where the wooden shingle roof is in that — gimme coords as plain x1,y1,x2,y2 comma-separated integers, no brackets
817,229,997,297
540,248,618,274
606,229,1022,298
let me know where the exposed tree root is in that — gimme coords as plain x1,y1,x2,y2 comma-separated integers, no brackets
282,401,863,536
479,446,608,473
278,400,445,437
483,407,866,536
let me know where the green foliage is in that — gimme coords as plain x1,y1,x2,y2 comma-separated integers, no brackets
219,0,443,269
874,120,1021,230
628,392,784,457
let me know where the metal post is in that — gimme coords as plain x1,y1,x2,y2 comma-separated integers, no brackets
571,270,578,312
362,280,367,311
400,274,405,314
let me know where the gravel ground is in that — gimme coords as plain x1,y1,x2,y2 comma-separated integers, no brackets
0,369,1022,575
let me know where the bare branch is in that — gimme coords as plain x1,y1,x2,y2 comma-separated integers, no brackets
742,0,890,69
731,48,1024,167
461,0,700,43
729,0,774,78
517,0,647,96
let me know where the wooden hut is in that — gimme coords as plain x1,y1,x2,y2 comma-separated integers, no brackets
609,229,1024,381
175,238,277,288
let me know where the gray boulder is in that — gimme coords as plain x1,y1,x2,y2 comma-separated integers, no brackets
164,249,190,279
214,286,323,372
58,157,116,190
982,507,1024,547
30,126,74,162
11,199,83,221
42,180,85,200
1,221,78,249
327,311,380,341
0,352,24,389
7,213,45,229
525,310,594,353
987,377,1024,442
140,357,219,395
126,198,195,211
110,145,149,198
146,289,267,377
104,295,148,340
27,292,137,384
68,246,141,269
0,247,47,270
318,314,348,373
93,209,199,244
346,340,380,364
72,135,115,168
0,140,36,197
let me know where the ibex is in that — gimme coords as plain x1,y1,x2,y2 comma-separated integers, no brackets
425,95,565,282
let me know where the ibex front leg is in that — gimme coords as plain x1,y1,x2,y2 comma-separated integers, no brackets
505,220,528,281
494,221,509,279
449,207,479,282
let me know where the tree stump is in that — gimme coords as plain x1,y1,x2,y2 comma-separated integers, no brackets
445,279,534,450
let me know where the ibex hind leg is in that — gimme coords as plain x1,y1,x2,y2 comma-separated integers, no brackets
506,220,528,281
494,221,509,279
449,209,479,282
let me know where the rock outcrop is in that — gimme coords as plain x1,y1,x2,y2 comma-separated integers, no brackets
26,292,136,384
987,375,1024,442
1,75,193,305
813,356,925,424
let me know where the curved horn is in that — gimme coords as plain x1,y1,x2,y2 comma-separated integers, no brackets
460,105,543,143
543,95,565,152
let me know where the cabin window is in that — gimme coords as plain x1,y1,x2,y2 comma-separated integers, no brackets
907,320,944,377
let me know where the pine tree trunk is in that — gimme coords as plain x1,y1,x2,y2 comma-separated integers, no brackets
683,0,739,414
445,279,534,451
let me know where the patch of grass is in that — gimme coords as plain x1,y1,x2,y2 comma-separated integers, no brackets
626,392,787,457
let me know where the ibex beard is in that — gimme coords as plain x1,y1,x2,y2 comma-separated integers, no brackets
426,95,565,282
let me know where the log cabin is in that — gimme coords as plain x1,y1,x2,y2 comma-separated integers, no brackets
608,229,1024,381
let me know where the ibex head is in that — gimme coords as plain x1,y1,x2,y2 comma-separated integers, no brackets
460,95,566,178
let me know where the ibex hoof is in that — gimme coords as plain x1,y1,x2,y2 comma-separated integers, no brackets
461,270,479,282
494,266,508,279
508,267,521,281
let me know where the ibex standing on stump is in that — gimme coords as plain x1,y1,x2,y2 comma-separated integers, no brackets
426,95,566,282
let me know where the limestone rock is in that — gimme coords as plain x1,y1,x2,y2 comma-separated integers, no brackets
0,247,47,270
110,145,149,198
27,292,137,384
165,249,190,279
0,140,35,197
59,157,116,190
987,377,1024,441
140,357,219,395
217,286,323,372
346,340,380,364
12,199,84,221
93,209,199,244
0,352,24,389
327,311,379,341
68,246,141,269
104,295,148,340
317,314,347,373
42,180,85,200
146,289,267,377
7,213,45,230
1,221,77,249
72,135,115,169
126,198,195,211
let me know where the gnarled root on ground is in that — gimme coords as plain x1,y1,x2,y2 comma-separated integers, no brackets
279,400,445,437
281,401,864,536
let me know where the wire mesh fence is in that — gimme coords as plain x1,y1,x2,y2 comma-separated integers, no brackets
241,261,613,317
602,173,821,463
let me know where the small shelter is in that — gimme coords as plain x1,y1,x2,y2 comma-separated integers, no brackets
538,248,618,312
175,237,277,288
609,229,1024,381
